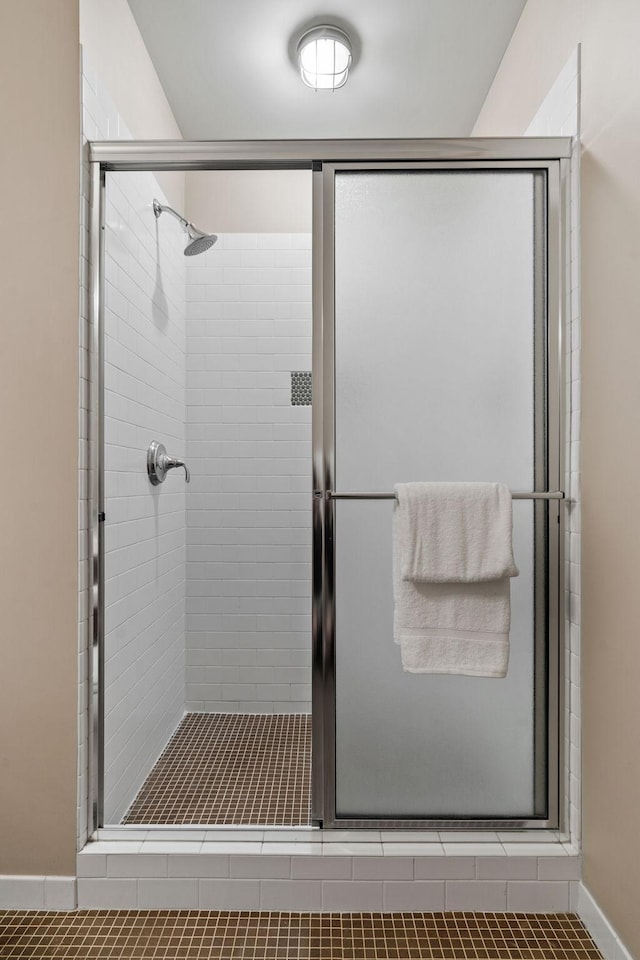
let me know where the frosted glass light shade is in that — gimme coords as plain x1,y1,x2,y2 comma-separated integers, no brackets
297,26,352,90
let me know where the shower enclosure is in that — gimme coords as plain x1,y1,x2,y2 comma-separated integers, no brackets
89,138,570,833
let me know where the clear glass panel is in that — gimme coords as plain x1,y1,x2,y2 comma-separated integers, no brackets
333,170,543,819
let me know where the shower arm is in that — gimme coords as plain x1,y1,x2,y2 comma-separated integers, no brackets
152,199,189,230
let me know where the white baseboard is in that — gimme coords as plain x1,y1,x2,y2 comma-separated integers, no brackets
578,883,635,960
0,876,77,910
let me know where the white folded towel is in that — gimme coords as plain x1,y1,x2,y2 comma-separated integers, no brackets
393,482,519,678
397,482,519,583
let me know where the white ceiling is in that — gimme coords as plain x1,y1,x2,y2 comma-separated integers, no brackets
126,0,526,140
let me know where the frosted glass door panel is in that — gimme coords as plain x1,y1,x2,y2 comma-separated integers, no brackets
334,171,541,819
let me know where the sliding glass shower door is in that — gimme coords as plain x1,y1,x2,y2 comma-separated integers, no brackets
315,162,562,826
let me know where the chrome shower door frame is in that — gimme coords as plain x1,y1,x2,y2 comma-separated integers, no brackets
314,155,569,830
87,139,570,836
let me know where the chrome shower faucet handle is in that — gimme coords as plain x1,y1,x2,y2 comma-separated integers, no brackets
147,440,190,484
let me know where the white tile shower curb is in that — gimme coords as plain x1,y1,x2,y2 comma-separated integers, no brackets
70,840,582,912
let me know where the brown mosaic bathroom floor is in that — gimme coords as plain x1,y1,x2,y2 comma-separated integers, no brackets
0,911,602,960
122,713,312,826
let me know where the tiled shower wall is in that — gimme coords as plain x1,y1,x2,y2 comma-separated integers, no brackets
80,49,130,843
185,235,313,712
525,47,581,844
101,172,187,823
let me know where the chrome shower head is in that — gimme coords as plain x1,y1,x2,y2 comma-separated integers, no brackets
184,223,218,256
153,199,218,257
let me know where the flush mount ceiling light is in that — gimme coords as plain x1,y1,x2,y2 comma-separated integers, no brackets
296,25,353,91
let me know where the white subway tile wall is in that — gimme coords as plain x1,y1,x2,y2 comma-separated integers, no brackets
102,170,187,824
78,55,93,852
526,46,581,844
184,236,313,713
80,47,138,845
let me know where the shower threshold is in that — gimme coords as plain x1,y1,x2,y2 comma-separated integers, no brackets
121,713,312,827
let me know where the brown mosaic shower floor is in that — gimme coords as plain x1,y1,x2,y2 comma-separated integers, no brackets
122,713,312,826
0,912,602,960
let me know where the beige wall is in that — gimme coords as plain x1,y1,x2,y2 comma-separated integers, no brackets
80,0,184,209
0,0,80,875
476,2,640,955
186,171,312,234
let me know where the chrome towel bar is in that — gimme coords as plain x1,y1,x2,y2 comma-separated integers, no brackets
324,490,565,501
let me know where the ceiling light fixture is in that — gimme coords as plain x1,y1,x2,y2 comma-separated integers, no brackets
296,25,353,91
